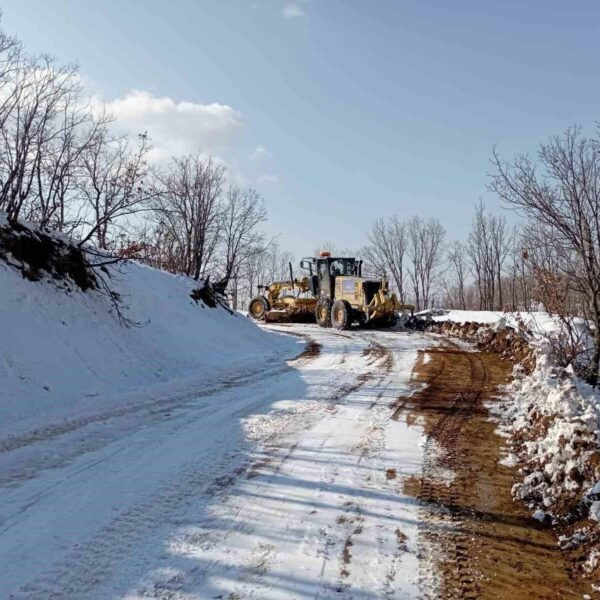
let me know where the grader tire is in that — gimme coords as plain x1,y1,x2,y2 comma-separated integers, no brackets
315,297,332,327
248,296,270,320
331,300,352,330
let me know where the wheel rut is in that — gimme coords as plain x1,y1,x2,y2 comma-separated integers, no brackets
398,342,589,600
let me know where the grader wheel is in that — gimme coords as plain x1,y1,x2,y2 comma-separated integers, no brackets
248,296,269,320
331,299,352,330
315,297,332,327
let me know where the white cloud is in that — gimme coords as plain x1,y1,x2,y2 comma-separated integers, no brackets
96,90,244,162
282,3,306,18
250,145,271,161
257,174,278,184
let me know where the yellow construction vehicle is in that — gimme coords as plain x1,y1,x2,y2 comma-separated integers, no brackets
247,275,317,323
248,252,413,329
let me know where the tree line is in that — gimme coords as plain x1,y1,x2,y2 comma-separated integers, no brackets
361,127,600,385
0,20,533,318
361,204,517,314
0,25,274,307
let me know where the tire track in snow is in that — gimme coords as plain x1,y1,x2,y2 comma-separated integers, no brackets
0,361,288,456
7,335,375,599
308,339,413,599
140,333,395,599
174,366,389,597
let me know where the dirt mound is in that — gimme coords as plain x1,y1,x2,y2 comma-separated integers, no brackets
0,221,96,291
419,319,537,373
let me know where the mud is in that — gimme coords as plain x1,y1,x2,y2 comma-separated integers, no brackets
400,344,589,599
363,339,395,371
294,339,322,360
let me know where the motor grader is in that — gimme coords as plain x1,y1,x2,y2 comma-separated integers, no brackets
248,252,412,330
247,274,317,323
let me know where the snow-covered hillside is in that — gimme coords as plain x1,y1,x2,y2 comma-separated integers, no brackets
0,257,297,441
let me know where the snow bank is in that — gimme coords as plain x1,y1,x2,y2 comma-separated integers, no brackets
498,354,600,516
0,255,297,440
425,308,600,569
429,310,592,356
429,309,564,336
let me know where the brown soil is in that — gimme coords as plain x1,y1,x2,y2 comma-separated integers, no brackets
423,320,537,374
0,221,96,290
293,338,322,361
400,343,590,599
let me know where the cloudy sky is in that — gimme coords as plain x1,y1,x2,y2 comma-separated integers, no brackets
3,0,600,255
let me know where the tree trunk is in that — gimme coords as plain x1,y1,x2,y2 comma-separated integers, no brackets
587,324,600,386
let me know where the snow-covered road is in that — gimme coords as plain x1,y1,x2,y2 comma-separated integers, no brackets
0,325,435,599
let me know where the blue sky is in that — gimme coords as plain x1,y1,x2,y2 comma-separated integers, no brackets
2,0,599,255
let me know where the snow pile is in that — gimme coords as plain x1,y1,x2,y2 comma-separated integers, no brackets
0,229,296,441
428,310,600,518
428,308,566,336
499,353,600,518
430,309,593,364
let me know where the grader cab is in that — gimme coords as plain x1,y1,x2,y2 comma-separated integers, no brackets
248,252,413,329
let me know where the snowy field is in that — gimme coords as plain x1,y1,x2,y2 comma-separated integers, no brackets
0,257,439,598
0,323,433,599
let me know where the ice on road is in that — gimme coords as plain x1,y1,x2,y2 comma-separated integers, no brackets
0,325,434,599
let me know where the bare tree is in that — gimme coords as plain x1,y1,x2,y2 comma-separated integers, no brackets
218,186,267,308
490,127,600,385
362,216,408,302
0,52,84,224
407,216,445,310
491,211,511,309
29,109,109,232
240,239,294,307
219,186,267,285
77,129,152,250
446,240,468,309
152,154,225,279
467,201,510,310
504,228,532,312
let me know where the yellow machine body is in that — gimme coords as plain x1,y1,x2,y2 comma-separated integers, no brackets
248,277,317,323
334,276,413,323
247,254,413,328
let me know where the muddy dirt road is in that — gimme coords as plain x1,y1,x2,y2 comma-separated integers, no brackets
0,324,590,598
404,341,588,599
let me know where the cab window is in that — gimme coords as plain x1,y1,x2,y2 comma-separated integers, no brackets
330,260,343,276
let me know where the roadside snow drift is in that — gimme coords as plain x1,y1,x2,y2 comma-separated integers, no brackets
428,308,563,334
424,308,600,577
0,256,296,440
